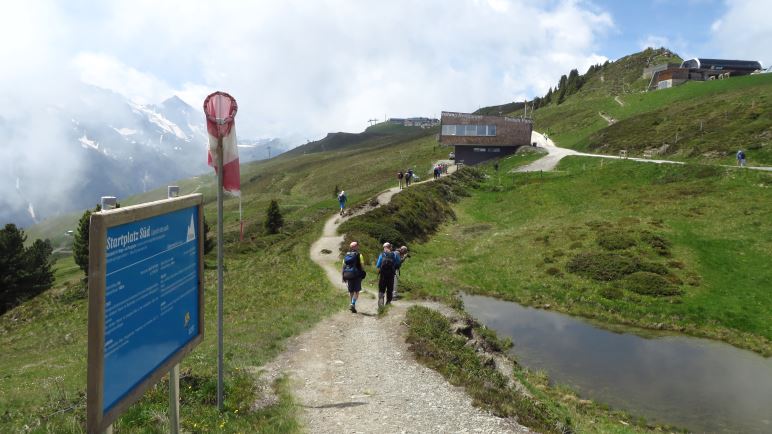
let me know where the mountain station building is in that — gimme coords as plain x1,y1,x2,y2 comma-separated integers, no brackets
439,111,533,165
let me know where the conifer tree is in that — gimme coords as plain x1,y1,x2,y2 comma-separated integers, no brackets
73,204,101,276
0,224,54,312
265,200,284,234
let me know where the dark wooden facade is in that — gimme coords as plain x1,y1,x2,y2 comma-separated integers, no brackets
439,111,533,165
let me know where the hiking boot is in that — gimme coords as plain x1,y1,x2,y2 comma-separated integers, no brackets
350,304,357,313
378,295,385,309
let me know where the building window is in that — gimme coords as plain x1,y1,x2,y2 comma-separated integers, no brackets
489,148,501,152
473,148,486,152
442,124,496,136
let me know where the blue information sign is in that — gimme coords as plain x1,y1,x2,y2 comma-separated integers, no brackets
102,205,201,413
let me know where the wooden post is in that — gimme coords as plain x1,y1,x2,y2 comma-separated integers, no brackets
169,365,180,433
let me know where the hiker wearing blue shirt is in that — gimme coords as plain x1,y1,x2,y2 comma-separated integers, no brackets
338,190,347,216
376,242,400,309
737,150,746,167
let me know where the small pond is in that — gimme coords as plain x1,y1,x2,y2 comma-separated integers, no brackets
462,294,772,433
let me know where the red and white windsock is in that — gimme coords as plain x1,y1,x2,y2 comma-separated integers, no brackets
204,91,240,195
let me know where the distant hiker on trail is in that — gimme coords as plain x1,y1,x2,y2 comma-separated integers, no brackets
397,171,404,189
338,191,347,216
737,150,746,167
342,241,365,313
406,169,414,187
375,242,400,309
433,165,441,180
393,245,408,299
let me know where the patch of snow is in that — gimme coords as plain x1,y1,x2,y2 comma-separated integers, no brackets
28,202,38,223
129,100,188,140
79,135,99,150
113,127,138,136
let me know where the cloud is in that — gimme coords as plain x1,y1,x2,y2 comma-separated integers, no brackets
72,53,174,105
710,0,772,67
0,0,615,222
640,35,671,50
62,0,613,140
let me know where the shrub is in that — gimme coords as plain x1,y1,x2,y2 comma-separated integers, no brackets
623,272,681,296
641,231,671,256
569,241,583,250
545,267,562,277
638,261,670,276
596,230,637,251
566,252,641,281
340,168,483,255
599,286,623,300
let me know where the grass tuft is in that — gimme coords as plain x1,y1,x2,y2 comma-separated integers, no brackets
623,272,681,297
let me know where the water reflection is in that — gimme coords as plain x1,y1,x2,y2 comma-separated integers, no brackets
462,294,772,433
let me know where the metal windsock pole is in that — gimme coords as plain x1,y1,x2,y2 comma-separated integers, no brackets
203,92,240,411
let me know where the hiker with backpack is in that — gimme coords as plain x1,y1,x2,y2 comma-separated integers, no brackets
338,190,347,216
397,171,404,189
737,150,746,167
342,241,366,313
405,169,414,187
375,242,400,309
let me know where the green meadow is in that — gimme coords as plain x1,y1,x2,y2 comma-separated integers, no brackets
402,155,772,355
0,126,448,433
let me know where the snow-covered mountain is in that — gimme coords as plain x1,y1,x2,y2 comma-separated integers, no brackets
1,85,285,227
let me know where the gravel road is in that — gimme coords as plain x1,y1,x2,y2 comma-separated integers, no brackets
261,167,530,433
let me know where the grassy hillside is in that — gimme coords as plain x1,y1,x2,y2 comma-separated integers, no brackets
401,155,772,355
481,48,771,165
0,126,448,432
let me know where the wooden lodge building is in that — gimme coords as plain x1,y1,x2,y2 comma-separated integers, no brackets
439,111,533,165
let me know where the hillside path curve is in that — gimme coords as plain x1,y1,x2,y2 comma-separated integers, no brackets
261,169,530,433
519,131,772,173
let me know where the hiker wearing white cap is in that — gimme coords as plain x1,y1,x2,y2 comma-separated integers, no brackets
342,241,365,313
337,191,347,216
375,242,400,309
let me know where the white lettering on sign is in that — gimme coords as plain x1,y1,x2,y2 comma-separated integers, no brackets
106,226,151,250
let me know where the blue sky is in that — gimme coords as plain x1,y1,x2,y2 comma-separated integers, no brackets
593,0,728,61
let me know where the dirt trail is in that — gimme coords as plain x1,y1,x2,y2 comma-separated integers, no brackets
262,167,529,433
521,132,772,172
516,131,687,173
598,111,616,125
614,95,625,107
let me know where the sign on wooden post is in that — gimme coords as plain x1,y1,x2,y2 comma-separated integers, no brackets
87,194,205,433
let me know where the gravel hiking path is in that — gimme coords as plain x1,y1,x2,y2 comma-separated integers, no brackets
260,167,530,433
521,132,772,172
517,131,687,173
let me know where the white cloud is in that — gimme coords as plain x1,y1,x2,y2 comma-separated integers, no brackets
72,52,173,105
640,35,671,50
2,0,614,143
710,0,772,67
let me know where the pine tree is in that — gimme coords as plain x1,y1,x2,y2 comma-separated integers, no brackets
73,204,101,276
0,224,29,298
0,224,54,313
27,239,54,289
265,200,284,234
